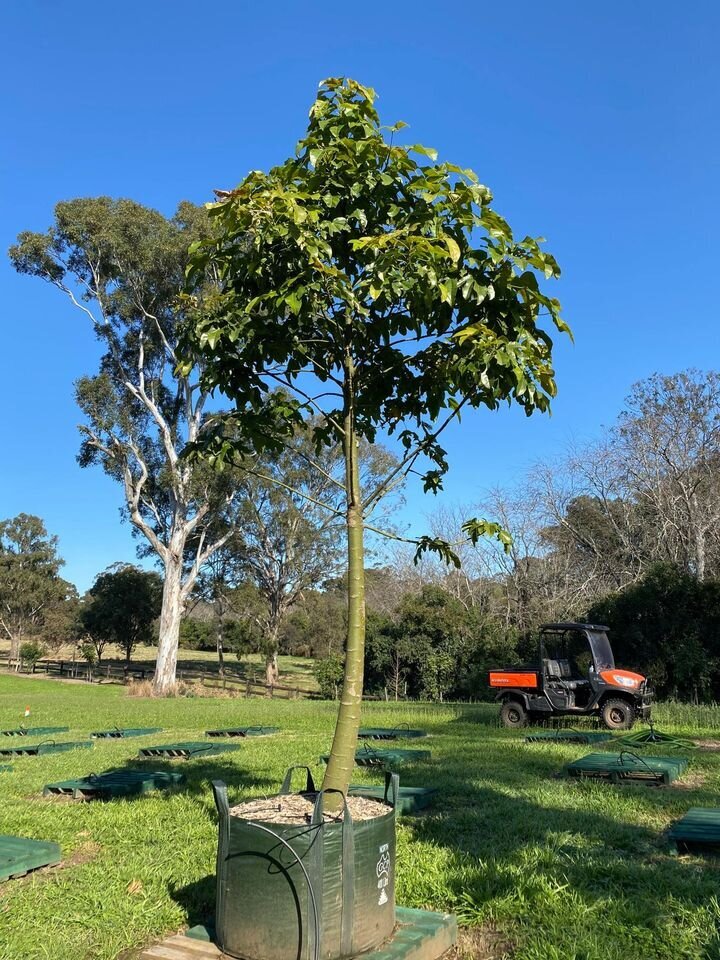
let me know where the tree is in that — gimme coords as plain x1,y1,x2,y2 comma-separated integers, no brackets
611,370,720,581
587,564,720,702
231,430,394,685
182,78,567,798
0,514,70,668
9,199,242,693
80,565,163,665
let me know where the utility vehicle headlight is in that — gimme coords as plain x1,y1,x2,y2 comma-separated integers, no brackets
611,674,638,688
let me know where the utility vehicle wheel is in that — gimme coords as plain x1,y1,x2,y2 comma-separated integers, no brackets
500,701,528,728
601,699,635,730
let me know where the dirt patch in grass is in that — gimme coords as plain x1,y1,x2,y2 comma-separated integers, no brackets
694,739,720,751
448,925,514,959
673,771,707,790
61,839,102,869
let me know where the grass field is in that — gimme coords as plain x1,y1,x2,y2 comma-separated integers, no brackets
1,676,720,960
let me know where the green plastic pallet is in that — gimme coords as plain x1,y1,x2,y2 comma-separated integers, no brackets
669,808,720,852
525,730,614,744
0,835,61,881
0,726,70,738
204,726,279,738
43,769,185,799
184,906,457,958
139,741,243,759
566,751,688,785
320,747,432,769
0,740,93,758
358,728,428,741
90,727,163,739
349,784,438,814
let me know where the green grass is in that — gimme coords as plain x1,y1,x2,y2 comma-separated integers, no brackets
1,678,720,960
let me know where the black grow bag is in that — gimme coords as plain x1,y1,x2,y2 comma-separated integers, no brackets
213,767,397,960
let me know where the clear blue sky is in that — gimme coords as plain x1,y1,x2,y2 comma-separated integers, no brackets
1,1,718,591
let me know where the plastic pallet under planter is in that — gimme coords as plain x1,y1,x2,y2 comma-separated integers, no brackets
668,808,720,853
348,784,438,814
204,726,279,738
90,728,163,739
525,730,614,744
0,740,93,758
139,909,457,960
0,835,61,881
358,728,428,741
43,769,185,800
321,748,432,769
566,752,689,785
0,726,69,738
139,741,243,759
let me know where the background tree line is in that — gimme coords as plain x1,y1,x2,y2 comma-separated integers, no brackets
2,369,720,701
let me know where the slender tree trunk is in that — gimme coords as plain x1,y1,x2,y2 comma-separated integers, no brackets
322,419,365,800
9,632,21,671
153,546,185,695
216,613,225,679
264,616,281,686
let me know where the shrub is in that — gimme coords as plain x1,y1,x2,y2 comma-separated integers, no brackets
18,639,46,670
314,654,344,700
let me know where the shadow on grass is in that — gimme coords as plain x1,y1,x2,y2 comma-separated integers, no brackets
170,873,216,930
400,741,720,959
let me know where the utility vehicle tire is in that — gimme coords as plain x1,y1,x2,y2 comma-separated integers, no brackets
500,700,528,728
601,699,635,730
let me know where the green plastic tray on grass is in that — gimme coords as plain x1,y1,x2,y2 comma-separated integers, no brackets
669,807,720,852
43,769,185,799
525,730,614,744
566,751,688,785
204,726,279,738
0,740,93,758
358,727,428,740
348,784,438,814
320,747,431,769
91,727,163,739
0,835,61,881
0,726,70,738
139,741,244,759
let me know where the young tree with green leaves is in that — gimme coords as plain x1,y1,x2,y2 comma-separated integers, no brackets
182,78,567,798
9,199,244,693
0,514,71,668
80,565,163,665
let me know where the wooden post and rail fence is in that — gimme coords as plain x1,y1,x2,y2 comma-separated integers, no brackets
0,651,306,698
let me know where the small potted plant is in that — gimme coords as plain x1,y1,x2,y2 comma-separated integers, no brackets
183,77,567,960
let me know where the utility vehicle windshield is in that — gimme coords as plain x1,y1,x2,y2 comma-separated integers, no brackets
587,630,614,671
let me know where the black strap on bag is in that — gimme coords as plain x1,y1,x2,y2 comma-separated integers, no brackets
211,781,231,941
383,771,400,807
280,765,317,796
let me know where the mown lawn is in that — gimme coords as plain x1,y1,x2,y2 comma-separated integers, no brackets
1,675,720,960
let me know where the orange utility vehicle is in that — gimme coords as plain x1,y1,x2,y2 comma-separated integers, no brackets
489,622,653,730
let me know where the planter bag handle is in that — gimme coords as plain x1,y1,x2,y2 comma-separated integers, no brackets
312,789,355,956
280,765,317,796
383,771,400,808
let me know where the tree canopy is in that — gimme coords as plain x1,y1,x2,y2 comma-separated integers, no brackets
181,77,568,796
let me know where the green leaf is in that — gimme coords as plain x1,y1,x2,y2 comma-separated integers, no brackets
409,144,439,162
444,236,461,263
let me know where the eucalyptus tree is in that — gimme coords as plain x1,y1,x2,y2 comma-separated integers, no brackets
10,199,241,692
182,78,568,796
0,514,70,667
